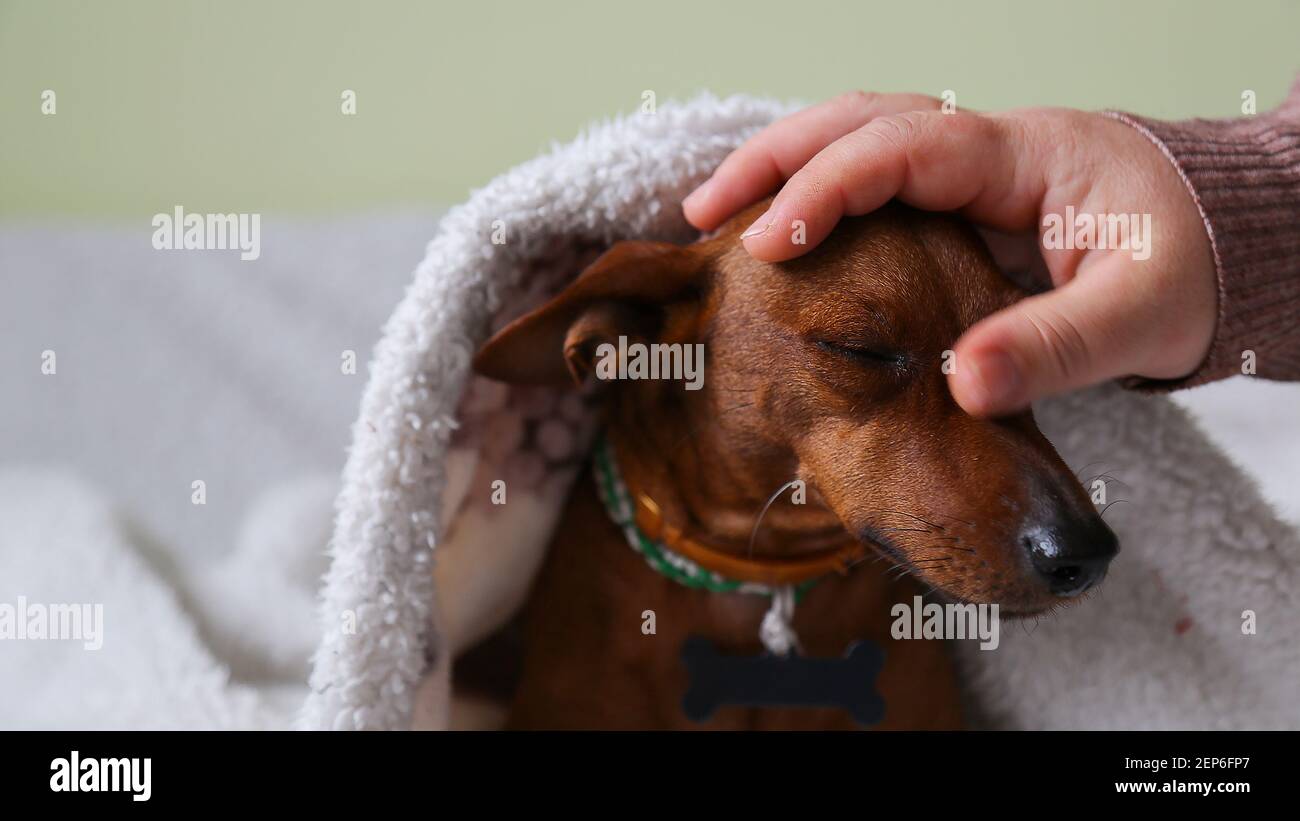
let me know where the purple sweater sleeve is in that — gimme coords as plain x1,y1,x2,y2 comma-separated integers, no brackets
1107,75,1300,389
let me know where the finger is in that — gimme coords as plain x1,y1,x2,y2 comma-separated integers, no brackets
947,262,1155,416
740,110,1040,262
683,92,942,231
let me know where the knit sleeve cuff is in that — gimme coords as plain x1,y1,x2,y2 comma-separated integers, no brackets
1106,77,1300,391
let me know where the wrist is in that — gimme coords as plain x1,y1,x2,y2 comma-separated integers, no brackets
1105,84,1300,389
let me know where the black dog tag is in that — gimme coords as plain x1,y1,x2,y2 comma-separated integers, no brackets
680,636,886,727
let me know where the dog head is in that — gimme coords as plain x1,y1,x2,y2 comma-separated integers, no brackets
475,198,1117,615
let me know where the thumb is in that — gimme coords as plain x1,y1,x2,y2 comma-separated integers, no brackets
948,269,1149,416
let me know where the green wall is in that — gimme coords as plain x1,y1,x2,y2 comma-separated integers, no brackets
2,0,1296,219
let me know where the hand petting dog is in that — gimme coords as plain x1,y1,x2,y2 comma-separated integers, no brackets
682,92,1220,417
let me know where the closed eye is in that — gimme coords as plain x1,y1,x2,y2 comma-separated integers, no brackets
815,339,909,369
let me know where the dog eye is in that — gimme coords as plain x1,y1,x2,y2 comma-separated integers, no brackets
815,340,908,369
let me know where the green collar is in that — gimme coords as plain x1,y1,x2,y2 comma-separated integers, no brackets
591,435,816,599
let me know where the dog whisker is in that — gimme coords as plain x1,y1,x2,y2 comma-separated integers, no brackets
1073,461,1107,480
861,509,952,531
746,478,805,559
928,544,976,554
1085,472,1133,492
916,510,978,528
1099,499,1131,519
887,565,915,582
846,551,893,571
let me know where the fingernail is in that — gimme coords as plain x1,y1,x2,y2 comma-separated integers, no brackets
969,350,1023,412
682,178,712,211
740,210,773,240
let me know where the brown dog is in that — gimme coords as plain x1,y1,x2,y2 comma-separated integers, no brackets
471,198,1118,729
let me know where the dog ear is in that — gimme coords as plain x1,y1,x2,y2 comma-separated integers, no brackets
473,240,707,386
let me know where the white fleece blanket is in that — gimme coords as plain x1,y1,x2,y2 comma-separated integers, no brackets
0,469,301,729
302,94,1300,731
0,214,426,728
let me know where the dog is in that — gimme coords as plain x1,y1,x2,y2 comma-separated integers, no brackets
470,197,1119,729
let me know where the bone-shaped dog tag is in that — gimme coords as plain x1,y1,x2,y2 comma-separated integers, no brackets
680,636,886,726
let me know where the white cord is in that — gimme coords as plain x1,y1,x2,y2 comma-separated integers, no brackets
759,585,801,656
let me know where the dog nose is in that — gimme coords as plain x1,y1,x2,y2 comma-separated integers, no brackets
1021,517,1118,597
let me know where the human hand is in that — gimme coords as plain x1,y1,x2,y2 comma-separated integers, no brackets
682,92,1218,416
